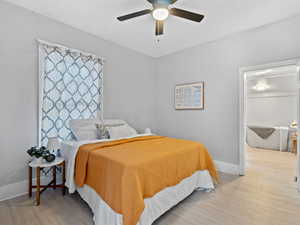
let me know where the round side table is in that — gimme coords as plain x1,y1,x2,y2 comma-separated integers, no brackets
28,157,66,205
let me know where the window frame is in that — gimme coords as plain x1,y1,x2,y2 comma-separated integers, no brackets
37,40,104,146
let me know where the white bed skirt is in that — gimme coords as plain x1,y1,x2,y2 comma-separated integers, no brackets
77,170,214,225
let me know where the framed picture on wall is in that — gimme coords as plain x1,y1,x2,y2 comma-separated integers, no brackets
175,82,204,110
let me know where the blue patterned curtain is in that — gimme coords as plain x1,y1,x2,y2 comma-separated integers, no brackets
38,41,104,146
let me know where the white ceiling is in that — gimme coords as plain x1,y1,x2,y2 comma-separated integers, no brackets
5,0,300,57
247,75,298,95
247,65,298,95
246,65,298,78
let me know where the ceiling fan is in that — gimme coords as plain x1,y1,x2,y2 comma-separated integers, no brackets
117,0,204,36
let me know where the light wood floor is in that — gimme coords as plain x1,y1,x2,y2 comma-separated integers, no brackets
1,148,299,225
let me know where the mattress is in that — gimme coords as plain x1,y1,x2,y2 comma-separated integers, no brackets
61,135,214,225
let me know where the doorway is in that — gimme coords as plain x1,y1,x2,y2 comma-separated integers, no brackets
239,60,300,192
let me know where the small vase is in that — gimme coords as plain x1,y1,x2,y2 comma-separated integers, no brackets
34,157,43,164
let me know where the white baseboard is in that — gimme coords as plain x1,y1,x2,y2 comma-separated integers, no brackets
214,160,240,175
0,176,51,202
0,160,238,202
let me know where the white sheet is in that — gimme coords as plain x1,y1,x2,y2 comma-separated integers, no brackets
61,134,215,225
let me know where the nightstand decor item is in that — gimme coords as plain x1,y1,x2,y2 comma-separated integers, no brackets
27,146,54,163
45,153,56,163
47,137,61,156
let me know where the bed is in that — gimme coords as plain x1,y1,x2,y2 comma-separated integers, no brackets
61,119,217,225
247,125,289,151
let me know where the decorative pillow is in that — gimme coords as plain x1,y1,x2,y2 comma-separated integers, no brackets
107,124,138,139
95,124,110,139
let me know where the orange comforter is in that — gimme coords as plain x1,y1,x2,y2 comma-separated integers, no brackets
75,136,218,225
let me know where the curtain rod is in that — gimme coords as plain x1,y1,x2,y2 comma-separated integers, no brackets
36,39,106,62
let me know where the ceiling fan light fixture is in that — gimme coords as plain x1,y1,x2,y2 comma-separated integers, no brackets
152,8,169,21
253,79,270,91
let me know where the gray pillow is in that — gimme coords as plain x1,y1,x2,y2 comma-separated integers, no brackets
95,124,110,139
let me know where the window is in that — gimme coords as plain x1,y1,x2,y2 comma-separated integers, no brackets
38,41,104,146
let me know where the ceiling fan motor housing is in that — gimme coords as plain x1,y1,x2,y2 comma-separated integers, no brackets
147,0,178,7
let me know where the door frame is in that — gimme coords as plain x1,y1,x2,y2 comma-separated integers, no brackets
238,59,300,192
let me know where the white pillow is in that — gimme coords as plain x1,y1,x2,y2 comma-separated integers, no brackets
103,119,127,126
73,127,99,141
107,124,137,139
69,119,100,141
69,119,129,141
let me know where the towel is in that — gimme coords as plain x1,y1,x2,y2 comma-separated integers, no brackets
248,126,276,139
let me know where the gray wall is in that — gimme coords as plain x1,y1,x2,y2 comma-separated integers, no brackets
0,1,156,188
247,95,297,127
155,15,300,165
1,0,300,190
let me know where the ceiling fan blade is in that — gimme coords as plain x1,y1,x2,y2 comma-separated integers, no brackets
155,20,164,36
170,8,204,22
117,9,152,21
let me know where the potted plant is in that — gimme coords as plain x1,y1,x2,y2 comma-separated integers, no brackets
27,146,51,163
